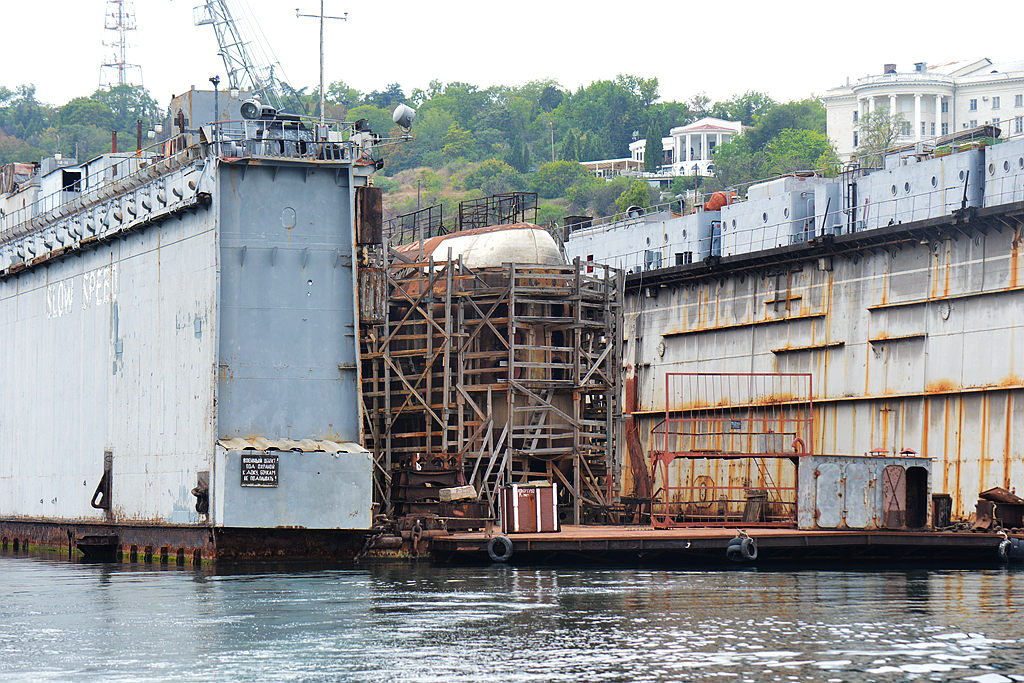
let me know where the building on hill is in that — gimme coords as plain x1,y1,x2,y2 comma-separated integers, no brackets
582,117,743,180
824,58,1024,158
581,157,643,179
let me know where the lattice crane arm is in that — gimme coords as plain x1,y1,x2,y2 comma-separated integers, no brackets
192,0,284,109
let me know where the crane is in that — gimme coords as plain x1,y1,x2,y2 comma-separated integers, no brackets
192,0,288,110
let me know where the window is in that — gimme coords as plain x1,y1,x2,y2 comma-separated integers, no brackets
853,131,859,147
993,96,1001,110
1016,117,1023,134
941,101,949,113
921,122,926,135
930,122,936,136
970,119,978,127
942,123,949,135
970,99,978,111
900,120,911,136
993,117,1001,127
1016,94,1023,107
853,110,859,123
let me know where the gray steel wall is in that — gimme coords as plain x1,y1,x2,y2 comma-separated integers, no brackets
626,222,1023,518
1,156,368,529
216,162,359,442
0,199,218,523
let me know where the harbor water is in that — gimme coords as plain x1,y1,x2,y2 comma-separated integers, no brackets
2,552,1024,681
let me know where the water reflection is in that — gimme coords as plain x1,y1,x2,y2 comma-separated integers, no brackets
1,551,1022,681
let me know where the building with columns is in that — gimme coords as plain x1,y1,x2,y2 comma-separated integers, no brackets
628,117,744,176
824,59,1024,158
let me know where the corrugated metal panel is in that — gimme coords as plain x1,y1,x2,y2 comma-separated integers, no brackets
217,437,366,454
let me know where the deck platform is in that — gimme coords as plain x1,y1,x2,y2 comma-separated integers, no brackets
430,525,1012,566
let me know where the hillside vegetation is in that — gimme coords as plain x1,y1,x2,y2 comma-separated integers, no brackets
0,77,834,224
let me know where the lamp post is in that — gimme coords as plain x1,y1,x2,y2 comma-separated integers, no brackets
297,2,348,125
209,75,220,156
550,120,554,162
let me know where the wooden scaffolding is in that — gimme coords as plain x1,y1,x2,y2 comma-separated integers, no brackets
360,248,623,524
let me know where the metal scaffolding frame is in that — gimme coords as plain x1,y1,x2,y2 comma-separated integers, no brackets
360,248,623,524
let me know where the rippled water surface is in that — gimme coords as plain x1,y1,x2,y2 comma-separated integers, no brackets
2,552,1024,682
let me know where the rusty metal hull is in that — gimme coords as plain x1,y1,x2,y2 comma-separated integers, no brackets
0,518,369,562
620,202,1024,521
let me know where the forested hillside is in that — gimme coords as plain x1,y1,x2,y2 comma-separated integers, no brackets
0,76,835,222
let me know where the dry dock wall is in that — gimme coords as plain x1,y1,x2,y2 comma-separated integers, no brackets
0,157,372,533
624,207,1024,518
0,163,217,523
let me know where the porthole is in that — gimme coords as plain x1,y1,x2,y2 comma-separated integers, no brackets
989,163,996,175
732,219,737,228
931,176,937,187
891,184,897,196
1005,160,1011,172
645,236,651,246
1019,157,1023,169
783,208,790,218
681,229,687,239
904,182,911,194
959,170,966,181
762,212,768,223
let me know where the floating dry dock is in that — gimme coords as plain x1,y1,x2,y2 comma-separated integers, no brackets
0,96,382,562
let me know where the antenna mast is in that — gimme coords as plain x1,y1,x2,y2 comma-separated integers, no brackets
193,0,287,109
99,0,143,89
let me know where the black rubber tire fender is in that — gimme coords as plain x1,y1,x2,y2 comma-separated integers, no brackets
726,536,758,562
487,534,514,563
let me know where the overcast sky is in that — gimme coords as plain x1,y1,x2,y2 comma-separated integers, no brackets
6,1,1024,109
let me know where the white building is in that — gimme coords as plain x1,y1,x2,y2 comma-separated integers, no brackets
628,117,744,176
824,59,1024,158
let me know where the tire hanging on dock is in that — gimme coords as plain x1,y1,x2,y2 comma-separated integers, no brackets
726,536,757,562
487,535,514,563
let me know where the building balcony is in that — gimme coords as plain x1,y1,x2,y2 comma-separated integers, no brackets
852,72,955,93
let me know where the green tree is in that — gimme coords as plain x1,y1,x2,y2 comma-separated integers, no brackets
643,124,663,172
504,134,530,173
538,84,564,112
559,132,579,162
744,98,826,150
531,160,589,198
58,97,114,129
615,178,656,213
441,123,475,161
0,85,49,140
362,83,405,109
464,159,525,196
857,109,903,168
91,85,158,131
764,129,839,175
688,92,711,119
325,80,361,106
712,135,767,188
710,91,775,125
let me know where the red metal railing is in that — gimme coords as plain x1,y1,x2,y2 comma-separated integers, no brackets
650,372,812,528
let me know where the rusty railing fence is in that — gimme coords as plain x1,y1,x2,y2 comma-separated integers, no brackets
650,372,813,528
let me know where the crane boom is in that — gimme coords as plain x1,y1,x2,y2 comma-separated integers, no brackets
193,0,286,109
